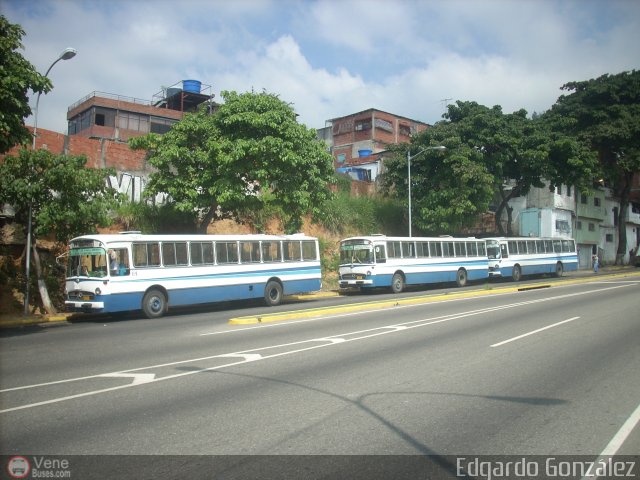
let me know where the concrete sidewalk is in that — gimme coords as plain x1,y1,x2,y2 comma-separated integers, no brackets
1,265,637,329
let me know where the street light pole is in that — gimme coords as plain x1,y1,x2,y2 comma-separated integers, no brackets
25,47,77,315
407,145,446,237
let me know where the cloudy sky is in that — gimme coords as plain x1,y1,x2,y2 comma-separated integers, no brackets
4,0,640,134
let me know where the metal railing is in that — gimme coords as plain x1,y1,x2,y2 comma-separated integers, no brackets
68,91,152,111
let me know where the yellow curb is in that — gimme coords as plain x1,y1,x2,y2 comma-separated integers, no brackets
228,270,640,325
0,314,71,328
285,291,340,301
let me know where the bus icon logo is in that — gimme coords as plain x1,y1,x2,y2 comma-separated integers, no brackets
6,456,30,479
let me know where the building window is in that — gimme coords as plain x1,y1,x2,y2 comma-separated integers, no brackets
150,116,176,134
588,223,595,232
576,221,582,230
399,124,411,136
606,234,614,242
594,197,601,207
557,185,563,195
337,153,346,163
354,120,371,131
117,112,150,133
93,107,115,128
581,194,588,204
612,207,619,226
567,186,572,197
374,118,393,132
555,220,570,234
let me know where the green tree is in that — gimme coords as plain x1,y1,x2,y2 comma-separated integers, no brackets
0,149,118,312
548,70,640,263
130,90,335,233
444,102,556,235
380,120,494,234
381,100,594,236
0,15,51,154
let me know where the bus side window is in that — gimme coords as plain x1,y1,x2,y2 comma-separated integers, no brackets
302,241,317,261
388,242,401,258
500,244,509,258
429,242,442,257
375,245,386,263
544,240,553,253
282,241,299,261
262,242,281,262
114,248,130,276
402,242,415,258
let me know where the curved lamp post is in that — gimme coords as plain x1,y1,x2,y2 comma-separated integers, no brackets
25,47,77,315
407,145,446,237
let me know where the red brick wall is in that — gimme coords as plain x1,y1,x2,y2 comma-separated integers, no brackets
1,127,148,173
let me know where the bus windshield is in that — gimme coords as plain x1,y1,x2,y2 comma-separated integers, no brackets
67,247,108,278
340,242,374,265
486,240,501,259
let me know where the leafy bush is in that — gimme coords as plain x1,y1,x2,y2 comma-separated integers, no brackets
315,191,406,236
114,201,198,233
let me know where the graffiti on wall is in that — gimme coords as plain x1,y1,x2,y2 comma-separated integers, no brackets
107,173,169,205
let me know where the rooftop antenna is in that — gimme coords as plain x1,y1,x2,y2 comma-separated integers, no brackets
440,98,452,112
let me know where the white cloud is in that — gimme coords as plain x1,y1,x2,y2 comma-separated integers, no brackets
4,0,639,135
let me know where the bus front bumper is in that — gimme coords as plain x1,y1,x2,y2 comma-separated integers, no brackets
65,301,105,312
339,279,374,288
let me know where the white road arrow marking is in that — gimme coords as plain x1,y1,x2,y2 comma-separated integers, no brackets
100,373,156,385
217,354,263,362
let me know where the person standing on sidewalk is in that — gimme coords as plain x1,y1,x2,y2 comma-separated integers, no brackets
592,254,599,273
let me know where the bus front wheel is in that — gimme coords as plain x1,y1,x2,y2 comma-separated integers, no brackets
142,289,167,319
512,265,522,282
456,268,468,288
391,273,405,294
264,280,283,306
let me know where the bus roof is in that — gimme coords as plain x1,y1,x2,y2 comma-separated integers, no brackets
70,233,318,244
340,235,482,243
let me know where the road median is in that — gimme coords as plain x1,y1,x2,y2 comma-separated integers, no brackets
228,269,640,325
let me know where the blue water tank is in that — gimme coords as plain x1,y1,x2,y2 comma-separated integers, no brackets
358,149,373,157
183,79,201,93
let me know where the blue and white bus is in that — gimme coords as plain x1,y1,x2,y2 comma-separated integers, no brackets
64,232,321,318
338,235,489,292
485,237,578,281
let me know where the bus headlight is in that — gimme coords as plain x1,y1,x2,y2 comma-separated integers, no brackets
95,287,102,296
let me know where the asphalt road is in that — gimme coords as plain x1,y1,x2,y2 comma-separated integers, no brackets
1,273,639,479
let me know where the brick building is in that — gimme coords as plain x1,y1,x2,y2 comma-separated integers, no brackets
67,80,216,144
321,108,429,183
1,80,216,206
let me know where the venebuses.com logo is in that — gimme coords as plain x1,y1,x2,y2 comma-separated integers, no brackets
6,456,30,479
5,456,72,479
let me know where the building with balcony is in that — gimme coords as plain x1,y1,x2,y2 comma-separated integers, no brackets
67,80,217,142
324,109,429,182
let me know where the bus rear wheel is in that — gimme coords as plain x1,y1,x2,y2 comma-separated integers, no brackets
142,289,167,319
555,262,564,277
391,273,405,294
264,280,283,306
456,268,468,288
